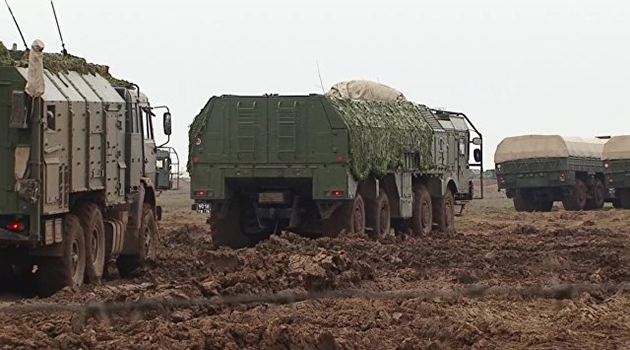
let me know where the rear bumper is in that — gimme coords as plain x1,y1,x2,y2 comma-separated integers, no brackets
0,228,34,245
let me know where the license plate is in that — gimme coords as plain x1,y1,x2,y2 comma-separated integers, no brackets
258,192,286,204
196,203,212,214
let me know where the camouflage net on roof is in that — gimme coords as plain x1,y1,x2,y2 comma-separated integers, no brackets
328,97,434,180
0,41,133,88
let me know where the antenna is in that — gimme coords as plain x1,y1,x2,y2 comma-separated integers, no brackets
316,60,325,94
4,0,28,50
50,0,68,55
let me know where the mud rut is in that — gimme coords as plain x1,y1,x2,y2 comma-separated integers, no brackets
1,192,630,350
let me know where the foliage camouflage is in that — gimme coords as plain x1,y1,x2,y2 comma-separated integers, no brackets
187,96,434,180
328,97,434,180
0,41,133,88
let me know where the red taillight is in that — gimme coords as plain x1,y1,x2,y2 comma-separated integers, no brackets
332,190,343,197
559,173,567,182
498,175,505,184
335,156,344,164
193,157,201,163
7,222,25,232
196,190,206,196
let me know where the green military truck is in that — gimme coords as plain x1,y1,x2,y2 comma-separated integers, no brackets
603,135,630,209
0,41,174,295
495,135,608,212
189,83,482,247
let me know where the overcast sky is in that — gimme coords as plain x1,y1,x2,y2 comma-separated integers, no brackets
2,0,629,170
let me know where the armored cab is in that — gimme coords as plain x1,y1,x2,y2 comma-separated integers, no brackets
495,135,608,212
0,42,174,296
189,83,482,247
602,136,630,209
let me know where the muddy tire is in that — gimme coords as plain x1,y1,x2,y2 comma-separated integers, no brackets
76,202,106,284
367,190,391,239
210,199,251,249
563,179,588,211
117,204,158,277
411,185,432,236
513,190,535,212
618,188,630,209
324,195,366,237
434,190,456,235
585,178,606,210
538,200,554,212
36,214,86,297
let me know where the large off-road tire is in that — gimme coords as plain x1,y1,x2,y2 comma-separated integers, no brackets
76,202,106,284
513,190,536,212
36,214,86,297
433,190,456,235
563,179,588,211
585,178,606,211
209,199,251,249
117,204,158,277
411,185,432,236
367,190,391,239
323,195,366,237
618,188,630,209
538,200,554,212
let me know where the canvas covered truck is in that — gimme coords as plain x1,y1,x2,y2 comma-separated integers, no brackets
0,41,174,296
603,135,630,209
495,135,608,212
188,81,483,248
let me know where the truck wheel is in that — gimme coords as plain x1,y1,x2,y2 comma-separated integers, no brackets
585,179,605,210
76,202,106,283
513,190,535,212
210,199,251,249
618,188,630,209
563,179,588,211
36,214,86,297
538,200,554,212
411,185,432,236
367,190,391,239
434,190,455,235
324,195,366,237
117,204,158,277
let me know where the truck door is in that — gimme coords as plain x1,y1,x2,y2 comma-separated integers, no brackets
143,107,157,181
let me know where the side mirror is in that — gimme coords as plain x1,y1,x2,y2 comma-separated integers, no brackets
472,137,482,146
163,112,172,136
474,149,482,163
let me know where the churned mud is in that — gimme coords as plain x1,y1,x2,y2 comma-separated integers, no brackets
1,182,629,349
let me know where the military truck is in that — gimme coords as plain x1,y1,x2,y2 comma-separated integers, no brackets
0,41,174,296
495,135,608,212
603,135,630,209
189,82,482,247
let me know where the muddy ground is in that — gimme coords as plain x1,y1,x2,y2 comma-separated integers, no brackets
1,182,630,350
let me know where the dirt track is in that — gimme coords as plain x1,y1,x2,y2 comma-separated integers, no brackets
1,184,630,350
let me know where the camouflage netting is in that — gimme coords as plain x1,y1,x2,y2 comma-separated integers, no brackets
328,97,434,180
0,41,133,88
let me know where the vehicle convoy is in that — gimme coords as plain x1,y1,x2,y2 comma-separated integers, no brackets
495,135,608,212
0,41,174,296
602,135,630,209
188,81,483,248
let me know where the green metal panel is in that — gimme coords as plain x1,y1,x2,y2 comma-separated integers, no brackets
0,67,26,215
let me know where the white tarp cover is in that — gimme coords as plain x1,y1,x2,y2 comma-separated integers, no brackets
327,80,406,102
25,40,45,97
494,135,606,164
603,135,630,160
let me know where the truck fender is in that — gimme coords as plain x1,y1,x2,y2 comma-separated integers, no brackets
443,177,459,195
